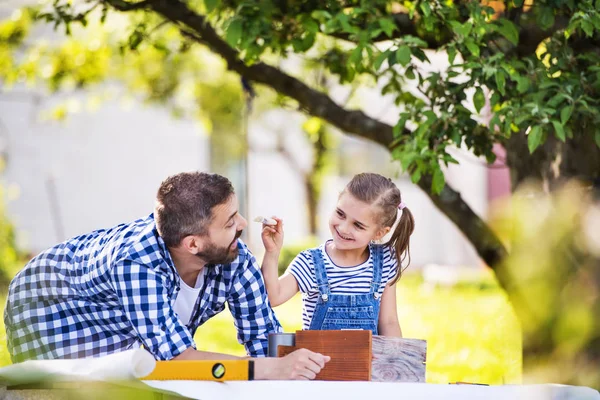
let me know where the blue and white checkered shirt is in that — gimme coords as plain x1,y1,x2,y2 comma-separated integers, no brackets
4,214,282,363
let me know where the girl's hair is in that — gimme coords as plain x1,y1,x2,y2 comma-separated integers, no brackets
344,173,415,284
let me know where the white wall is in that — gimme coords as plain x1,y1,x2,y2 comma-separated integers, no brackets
0,92,209,252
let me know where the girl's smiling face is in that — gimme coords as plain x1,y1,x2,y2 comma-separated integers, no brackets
329,192,389,250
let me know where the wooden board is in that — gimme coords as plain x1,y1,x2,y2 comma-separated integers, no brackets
278,330,372,381
278,333,427,382
371,336,427,382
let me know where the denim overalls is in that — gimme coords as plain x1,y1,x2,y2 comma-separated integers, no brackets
308,245,384,334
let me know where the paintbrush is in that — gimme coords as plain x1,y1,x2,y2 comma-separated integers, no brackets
253,216,277,226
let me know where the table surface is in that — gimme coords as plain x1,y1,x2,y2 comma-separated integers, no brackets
2,380,599,400
140,380,599,400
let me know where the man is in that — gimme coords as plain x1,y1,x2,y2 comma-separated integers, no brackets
4,172,328,380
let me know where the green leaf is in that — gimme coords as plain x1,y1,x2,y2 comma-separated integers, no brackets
396,45,412,66
465,40,480,57
128,31,143,50
369,29,383,39
449,21,472,37
387,50,397,67
490,92,501,107
527,125,543,153
379,18,396,38
513,0,524,6
403,35,428,47
393,113,409,137
410,168,422,184
551,120,565,142
302,17,319,34
432,168,445,194
450,129,461,146
495,71,506,95
482,65,496,78
420,2,431,17
489,114,501,131
225,18,243,47
338,13,358,34
205,0,219,13
349,46,363,66
537,7,555,30
293,33,316,52
495,19,519,45
565,125,573,139
411,47,429,63
516,76,530,93
560,105,573,125
405,67,416,80
400,153,417,170
311,10,332,21
442,154,459,165
473,87,485,113
581,20,594,37
447,46,457,64
373,50,389,70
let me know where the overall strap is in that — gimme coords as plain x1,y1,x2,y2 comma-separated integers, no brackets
369,244,385,298
310,248,330,302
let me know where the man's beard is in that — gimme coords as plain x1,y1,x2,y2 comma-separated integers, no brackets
196,230,243,265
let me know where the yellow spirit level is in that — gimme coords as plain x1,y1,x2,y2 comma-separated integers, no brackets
142,360,254,381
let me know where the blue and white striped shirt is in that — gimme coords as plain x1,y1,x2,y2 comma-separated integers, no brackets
4,214,282,363
287,240,398,330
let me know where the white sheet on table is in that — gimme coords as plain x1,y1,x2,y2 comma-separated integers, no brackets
141,381,600,400
0,348,155,385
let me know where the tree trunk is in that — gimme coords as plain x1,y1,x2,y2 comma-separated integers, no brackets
505,132,600,191
304,178,318,236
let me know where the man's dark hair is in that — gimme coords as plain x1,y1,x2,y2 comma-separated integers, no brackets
155,172,234,247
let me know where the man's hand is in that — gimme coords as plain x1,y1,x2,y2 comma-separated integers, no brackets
261,217,284,254
254,349,330,380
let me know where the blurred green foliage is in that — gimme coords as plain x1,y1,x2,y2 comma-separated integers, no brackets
0,188,21,291
277,237,320,276
490,182,600,388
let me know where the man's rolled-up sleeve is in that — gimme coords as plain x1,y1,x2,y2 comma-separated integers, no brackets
111,260,195,360
227,253,283,357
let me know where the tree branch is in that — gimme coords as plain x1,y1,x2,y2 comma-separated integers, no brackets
122,0,508,268
102,0,151,11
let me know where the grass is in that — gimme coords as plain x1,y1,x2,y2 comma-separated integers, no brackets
0,269,521,384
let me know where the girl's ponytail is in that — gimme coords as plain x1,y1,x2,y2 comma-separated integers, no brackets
385,206,415,285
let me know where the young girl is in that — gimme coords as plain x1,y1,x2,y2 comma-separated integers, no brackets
260,173,415,336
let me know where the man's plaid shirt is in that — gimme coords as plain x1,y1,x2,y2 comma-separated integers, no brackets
4,214,282,363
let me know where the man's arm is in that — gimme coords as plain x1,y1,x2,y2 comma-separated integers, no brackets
174,347,330,380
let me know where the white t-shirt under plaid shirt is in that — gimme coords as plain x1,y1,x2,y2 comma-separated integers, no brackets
287,240,399,330
4,214,282,362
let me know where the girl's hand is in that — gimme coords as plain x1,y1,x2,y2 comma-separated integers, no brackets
261,216,284,254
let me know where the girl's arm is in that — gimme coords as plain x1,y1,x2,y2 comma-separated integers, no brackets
378,282,403,337
260,217,300,307
262,253,299,306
